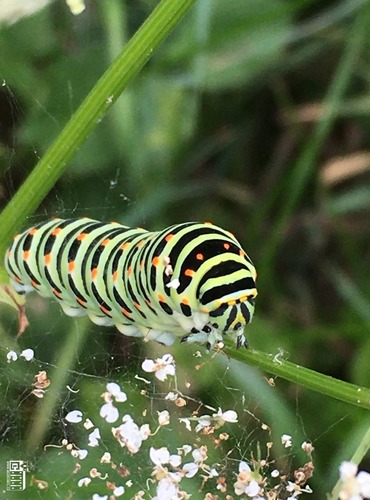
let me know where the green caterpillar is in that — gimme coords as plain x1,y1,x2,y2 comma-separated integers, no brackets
5,218,257,348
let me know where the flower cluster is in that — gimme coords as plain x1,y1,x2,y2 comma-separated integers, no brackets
112,414,150,454
6,337,369,499
100,382,127,423
338,461,370,499
149,444,217,498
24,351,322,498
141,353,176,381
64,356,318,498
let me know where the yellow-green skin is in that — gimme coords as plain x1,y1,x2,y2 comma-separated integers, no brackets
5,218,257,348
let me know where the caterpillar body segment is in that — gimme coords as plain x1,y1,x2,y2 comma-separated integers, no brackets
5,218,257,348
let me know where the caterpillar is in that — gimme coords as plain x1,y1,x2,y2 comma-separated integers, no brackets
4,218,257,348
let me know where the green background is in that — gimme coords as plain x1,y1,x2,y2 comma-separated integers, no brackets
0,0,369,497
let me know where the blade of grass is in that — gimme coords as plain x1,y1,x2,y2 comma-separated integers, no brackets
258,4,370,292
26,318,90,455
0,0,196,259
327,264,370,324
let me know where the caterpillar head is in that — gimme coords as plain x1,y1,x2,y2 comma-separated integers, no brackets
207,290,257,335
197,258,257,335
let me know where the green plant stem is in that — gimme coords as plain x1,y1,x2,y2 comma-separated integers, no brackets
0,0,196,258
225,343,370,411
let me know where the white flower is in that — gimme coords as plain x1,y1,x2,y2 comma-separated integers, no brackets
301,441,314,454
112,415,149,454
32,388,45,398
92,495,108,500
271,469,280,478
246,479,261,497
169,455,181,467
153,478,179,500
7,351,18,362
100,452,111,463
221,409,238,422
234,461,263,497
150,447,170,465
286,482,313,498
20,348,34,361
165,392,178,401
75,449,88,459
88,428,101,447
100,383,127,423
239,461,251,472
149,447,181,467
208,468,219,478
141,354,176,381
179,418,192,431
77,477,91,487
158,410,170,426
84,418,94,430
113,486,125,497
140,423,151,440
100,402,119,423
338,461,370,499
195,415,212,432
106,382,127,402
340,461,358,480
192,446,208,464
182,462,198,478
65,410,83,423
358,471,370,497
286,481,298,492
178,444,192,455
90,468,102,478
281,434,292,448
213,408,238,425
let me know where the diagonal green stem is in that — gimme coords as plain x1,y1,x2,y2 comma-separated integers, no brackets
0,0,196,258
225,342,370,411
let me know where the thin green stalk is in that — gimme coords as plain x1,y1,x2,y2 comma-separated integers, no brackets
225,342,370,411
26,318,90,455
259,5,370,291
0,0,196,258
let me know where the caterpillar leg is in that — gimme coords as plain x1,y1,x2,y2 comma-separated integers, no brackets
180,324,223,349
172,311,196,332
60,303,87,318
180,330,208,345
235,329,248,349
172,311,210,333
144,329,177,346
115,324,143,337
10,279,33,294
88,313,114,327
192,311,210,331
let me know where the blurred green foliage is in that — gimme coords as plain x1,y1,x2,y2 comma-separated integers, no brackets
0,0,370,497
